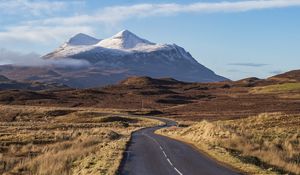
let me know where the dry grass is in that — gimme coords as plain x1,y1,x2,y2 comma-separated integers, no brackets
0,105,161,175
158,113,300,175
251,83,300,94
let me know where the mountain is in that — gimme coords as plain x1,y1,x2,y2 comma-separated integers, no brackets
1,30,227,88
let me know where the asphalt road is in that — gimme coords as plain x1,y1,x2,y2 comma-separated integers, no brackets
118,117,242,175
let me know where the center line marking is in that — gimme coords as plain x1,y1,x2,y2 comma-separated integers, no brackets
143,133,184,175
167,158,173,166
174,167,183,175
162,151,167,157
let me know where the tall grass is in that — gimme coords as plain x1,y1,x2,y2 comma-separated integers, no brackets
159,113,300,174
0,105,161,175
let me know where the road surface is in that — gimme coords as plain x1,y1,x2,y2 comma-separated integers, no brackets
118,117,242,175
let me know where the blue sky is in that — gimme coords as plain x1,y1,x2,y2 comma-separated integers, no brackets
0,0,299,80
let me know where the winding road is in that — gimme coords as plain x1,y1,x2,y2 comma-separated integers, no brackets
118,117,242,175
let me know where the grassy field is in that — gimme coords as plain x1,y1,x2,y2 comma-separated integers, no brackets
251,83,300,94
158,113,300,175
0,105,161,175
251,83,300,99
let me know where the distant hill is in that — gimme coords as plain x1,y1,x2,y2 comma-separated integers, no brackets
231,70,300,87
0,70,298,120
0,75,67,90
120,76,185,86
268,70,300,82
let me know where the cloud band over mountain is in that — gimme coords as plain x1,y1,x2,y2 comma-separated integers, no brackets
0,48,90,67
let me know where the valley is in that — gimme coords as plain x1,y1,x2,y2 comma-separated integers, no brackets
0,69,299,175
1,1,300,174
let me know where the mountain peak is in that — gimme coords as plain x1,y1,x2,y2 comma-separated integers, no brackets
114,29,133,38
97,30,154,49
67,33,100,46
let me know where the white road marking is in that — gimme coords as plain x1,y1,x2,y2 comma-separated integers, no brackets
143,133,184,175
167,158,173,166
162,151,167,158
174,167,183,175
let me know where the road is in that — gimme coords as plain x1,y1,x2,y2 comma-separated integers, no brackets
118,117,242,175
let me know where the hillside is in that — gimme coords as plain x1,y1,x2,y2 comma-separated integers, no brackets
120,76,185,86
268,70,300,82
0,70,298,120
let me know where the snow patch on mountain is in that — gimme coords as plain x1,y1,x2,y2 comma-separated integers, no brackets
44,30,185,59
96,30,155,50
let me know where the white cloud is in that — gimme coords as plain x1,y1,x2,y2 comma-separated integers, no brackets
26,0,300,26
0,0,75,16
0,48,41,65
1,0,300,46
0,48,90,67
0,25,95,43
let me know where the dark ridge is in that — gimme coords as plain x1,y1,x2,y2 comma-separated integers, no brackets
268,70,300,82
120,76,186,86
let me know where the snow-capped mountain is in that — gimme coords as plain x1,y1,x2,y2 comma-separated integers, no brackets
1,30,228,88
44,30,192,59
41,30,228,87
96,30,155,49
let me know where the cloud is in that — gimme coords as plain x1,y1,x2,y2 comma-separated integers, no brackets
48,59,91,68
269,70,283,74
0,48,90,67
0,48,41,65
227,69,241,73
23,0,300,26
228,63,269,67
0,0,83,16
0,25,95,44
1,0,300,45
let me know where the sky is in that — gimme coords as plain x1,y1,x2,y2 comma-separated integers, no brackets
0,0,299,80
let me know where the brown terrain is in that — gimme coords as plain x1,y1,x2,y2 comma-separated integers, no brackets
0,70,299,175
0,70,299,121
0,105,161,175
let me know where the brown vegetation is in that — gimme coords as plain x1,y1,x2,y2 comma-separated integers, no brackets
0,70,299,174
0,70,299,121
158,113,300,175
0,105,161,175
